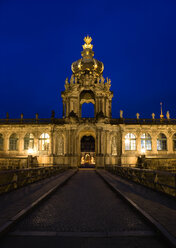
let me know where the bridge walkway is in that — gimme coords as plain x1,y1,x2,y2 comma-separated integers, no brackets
97,169,176,238
0,169,174,248
0,169,76,233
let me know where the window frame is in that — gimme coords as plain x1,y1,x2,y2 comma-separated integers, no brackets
24,133,34,150
141,133,152,151
157,133,167,151
172,133,176,151
39,133,50,151
9,133,18,151
125,133,136,151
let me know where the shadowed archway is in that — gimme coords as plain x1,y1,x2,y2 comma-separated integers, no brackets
80,135,95,167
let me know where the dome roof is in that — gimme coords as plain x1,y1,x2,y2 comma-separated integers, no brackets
71,36,104,76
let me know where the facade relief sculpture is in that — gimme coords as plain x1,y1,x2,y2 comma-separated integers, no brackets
111,136,117,156
57,136,64,156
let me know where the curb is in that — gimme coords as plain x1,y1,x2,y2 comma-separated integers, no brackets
0,169,77,238
96,169,176,248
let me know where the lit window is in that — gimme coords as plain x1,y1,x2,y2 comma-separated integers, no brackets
24,133,34,150
141,133,152,151
125,133,136,150
9,133,18,151
39,133,50,151
157,133,167,151
173,134,176,151
0,134,3,151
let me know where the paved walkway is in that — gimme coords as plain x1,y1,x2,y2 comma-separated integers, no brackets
0,169,76,232
0,170,168,248
98,170,176,238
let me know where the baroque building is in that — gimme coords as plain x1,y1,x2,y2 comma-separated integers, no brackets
0,36,176,169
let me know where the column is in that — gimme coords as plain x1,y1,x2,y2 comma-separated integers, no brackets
50,129,54,155
136,134,140,153
104,131,107,155
18,134,23,154
152,134,157,154
34,137,38,154
107,132,110,154
3,134,9,152
167,135,172,154
99,130,101,154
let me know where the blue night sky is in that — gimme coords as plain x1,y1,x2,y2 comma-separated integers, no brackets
0,0,176,119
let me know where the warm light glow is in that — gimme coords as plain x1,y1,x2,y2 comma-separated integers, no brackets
28,148,34,154
141,148,146,154
125,138,130,145
78,62,81,69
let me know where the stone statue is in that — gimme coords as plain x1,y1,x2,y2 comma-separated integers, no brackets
120,110,123,118
100,75,105,84
97,76,100,84
166,111,170,119
152,113,155,119
111,136,117,155
64,78,69,90
75,77,78,84
105,77,111,90
70,75,74,85
58,136,64,155
136,113,140,119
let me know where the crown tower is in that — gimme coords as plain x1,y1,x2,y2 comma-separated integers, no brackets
61,36,113,121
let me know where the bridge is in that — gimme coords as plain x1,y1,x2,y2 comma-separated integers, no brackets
0,167,175,248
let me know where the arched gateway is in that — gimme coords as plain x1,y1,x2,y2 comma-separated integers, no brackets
80,135,95,166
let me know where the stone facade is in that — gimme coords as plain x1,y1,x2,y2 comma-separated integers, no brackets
0,36,176,168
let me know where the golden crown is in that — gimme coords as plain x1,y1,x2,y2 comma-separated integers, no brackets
82,35,93,50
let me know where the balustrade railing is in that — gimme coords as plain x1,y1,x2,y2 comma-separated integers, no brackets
110,118,176,125
1,117,176,125
0,118,65,125
0,164,69,194
105,165,176,197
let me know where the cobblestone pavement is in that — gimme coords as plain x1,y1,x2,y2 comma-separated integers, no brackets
0,170,75,228
98,170,176,237
0,170,168,248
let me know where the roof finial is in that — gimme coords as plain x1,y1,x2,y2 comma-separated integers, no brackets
82,35,93,50
160,102,164,119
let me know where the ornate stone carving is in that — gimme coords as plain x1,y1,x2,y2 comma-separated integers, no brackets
152,113,155,119
136,113,140,119
70,75,74,85
120,110,123,118
58,136,64,155
166,111,170,119
111,136,117,155
64,78,69,90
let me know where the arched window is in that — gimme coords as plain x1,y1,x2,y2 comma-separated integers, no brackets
9,133,18,151
157,133,167,151
173,134,176,151
39,133,50,151
125,133,136,150
24,133,34,150
141,133,152,151
0,134,3,151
